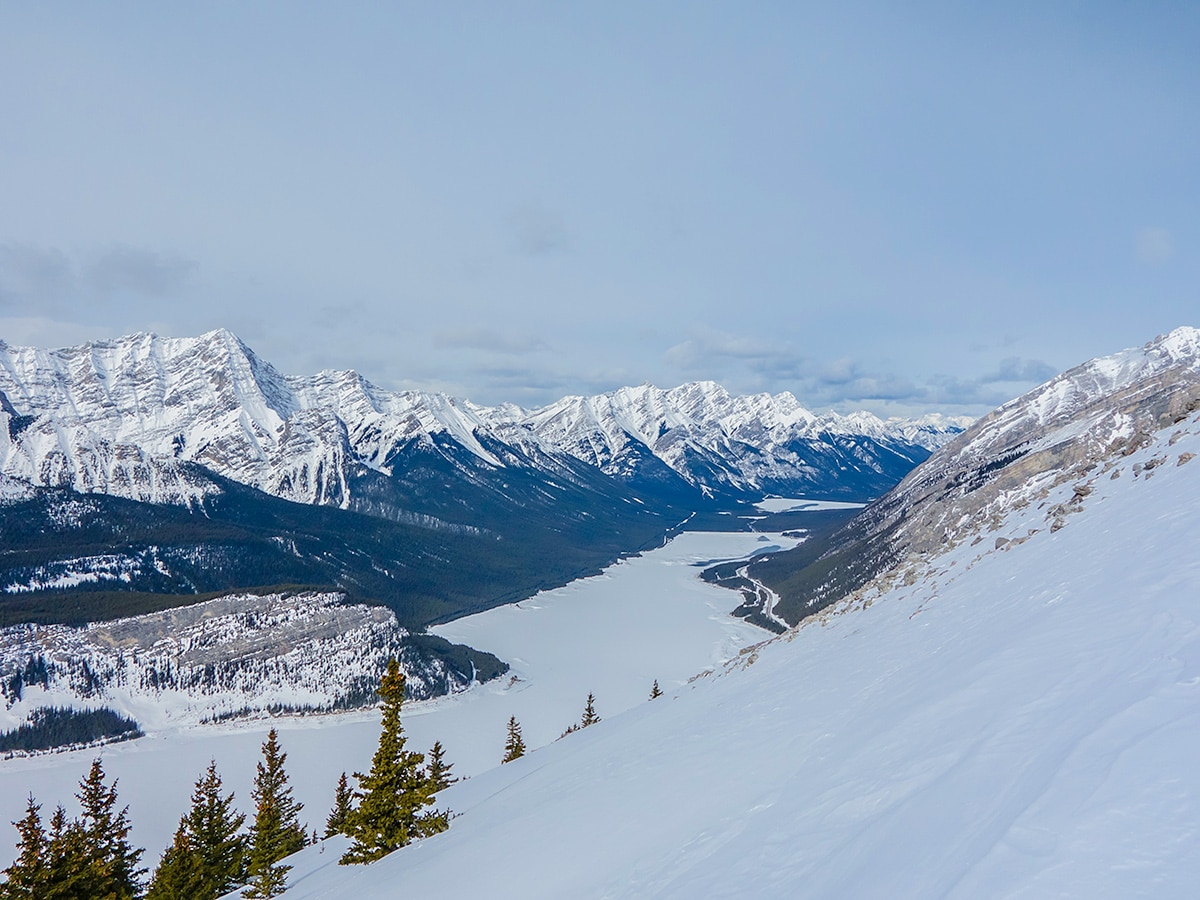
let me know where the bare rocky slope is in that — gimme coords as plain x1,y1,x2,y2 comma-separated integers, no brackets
744,326,1200,624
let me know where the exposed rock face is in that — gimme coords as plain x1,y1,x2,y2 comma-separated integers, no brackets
749,327,1200,622
0,329,968,509
0,591,505,734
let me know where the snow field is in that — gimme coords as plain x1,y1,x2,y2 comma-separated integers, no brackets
262,419,1200,898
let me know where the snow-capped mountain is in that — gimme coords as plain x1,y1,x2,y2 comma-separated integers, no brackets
743,325,1200,623
0,329,966,512
516,380,968,498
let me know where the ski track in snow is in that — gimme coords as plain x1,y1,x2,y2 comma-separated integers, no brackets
0,531,786,870
250,416,1200,899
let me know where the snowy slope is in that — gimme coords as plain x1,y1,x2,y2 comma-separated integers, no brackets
0,330,967,509
747,325,1200,622
261,384,1200,898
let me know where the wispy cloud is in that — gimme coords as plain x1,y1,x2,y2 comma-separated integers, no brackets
663,325,1055,412
0,244,76,310
0,242,195,312
436,326,549,354
978,357,1057,384
84,245,195,297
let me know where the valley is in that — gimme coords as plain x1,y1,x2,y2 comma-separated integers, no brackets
0,528,793,869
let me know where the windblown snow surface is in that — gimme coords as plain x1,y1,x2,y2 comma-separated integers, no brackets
264,412,1200,898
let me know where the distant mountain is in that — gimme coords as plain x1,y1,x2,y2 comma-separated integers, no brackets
0,329,967,513
736,326,1200,624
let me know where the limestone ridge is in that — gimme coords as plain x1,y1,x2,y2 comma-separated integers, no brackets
746,326,1200,623
0,329,967,511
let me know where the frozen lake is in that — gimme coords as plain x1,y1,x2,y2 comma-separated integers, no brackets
0,530,794,868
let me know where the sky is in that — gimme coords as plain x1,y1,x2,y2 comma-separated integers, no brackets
0,2,1197,417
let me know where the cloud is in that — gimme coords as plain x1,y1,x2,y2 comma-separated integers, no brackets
0,242,195,313
978,357,1057,384
1136,227,1174,265
84,245,195,297
436,327,549,354
0,243,76,310
507,205,569,256
664,327,789,373
661,325,1057,413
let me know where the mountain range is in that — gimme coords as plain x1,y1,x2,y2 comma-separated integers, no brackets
0,329,965,631
0,328,966,510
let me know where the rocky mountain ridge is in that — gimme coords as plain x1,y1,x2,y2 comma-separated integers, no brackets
0,590,508,738
0,329,968,511
742,326,1200,623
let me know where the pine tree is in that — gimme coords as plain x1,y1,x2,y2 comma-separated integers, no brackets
426,741,457,794
147,761,247,900
324,773,353,838
43,805,94,899
501,716,525,763
650,679,663,699
580,693,601,728
340,660,446,866
1,795,48,899
244,730,306,898
74,757,145,899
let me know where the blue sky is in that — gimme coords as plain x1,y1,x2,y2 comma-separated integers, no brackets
1,2,1197,415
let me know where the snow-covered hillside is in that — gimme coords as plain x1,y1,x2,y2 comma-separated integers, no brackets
0,329,967,508
260,361,1200,897
0,592,492,734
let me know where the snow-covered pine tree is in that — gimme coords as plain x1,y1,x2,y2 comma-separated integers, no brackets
502,716,526,763
426,741,457,794
147,761,247,900
244,730,306,898
340,659,446,866
324,772,353,838
0,795,48,899
650,679,663,699
580,693,601,727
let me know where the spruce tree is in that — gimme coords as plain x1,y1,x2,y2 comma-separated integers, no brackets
650,679,663,699
43,805,93,899
426,741,457,794
324,773,353,838
74,757,145,899
580,693,601,728
501,716,525,763
1,796,48,899
340,659,446,866
244,730,306,898
147,761,247,900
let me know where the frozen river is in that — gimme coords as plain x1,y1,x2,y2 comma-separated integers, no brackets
0,530,795,868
